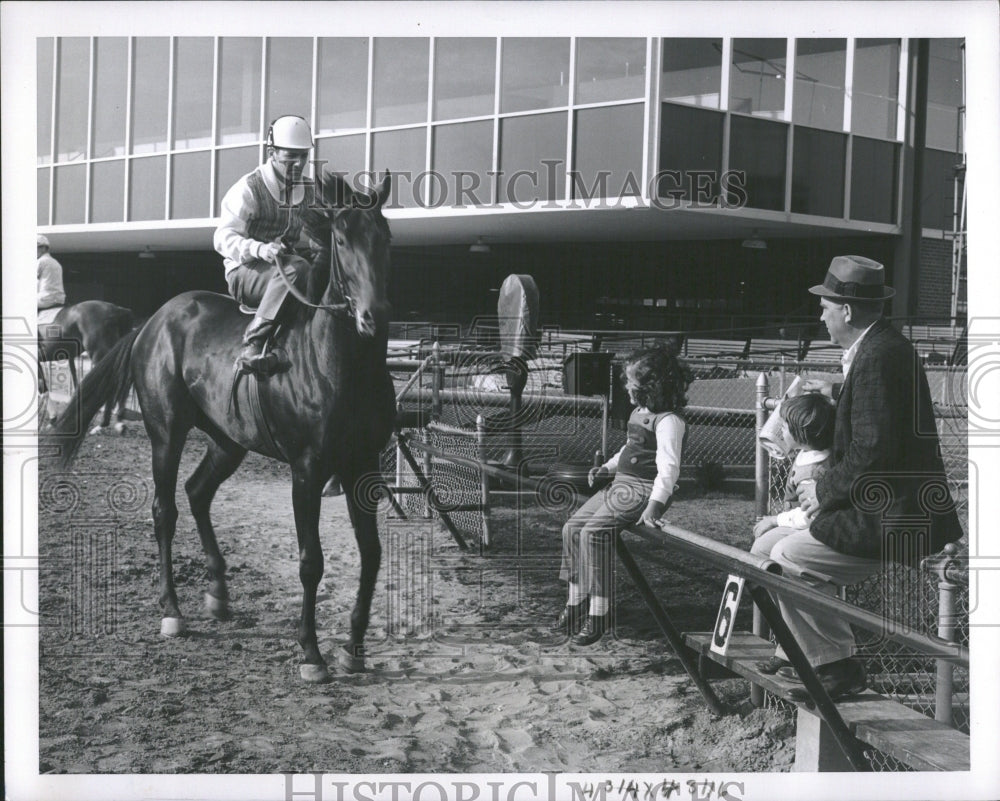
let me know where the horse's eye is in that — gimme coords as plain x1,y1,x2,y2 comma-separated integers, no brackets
335,236,345,247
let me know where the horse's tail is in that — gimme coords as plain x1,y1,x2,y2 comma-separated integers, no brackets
48,327,140,467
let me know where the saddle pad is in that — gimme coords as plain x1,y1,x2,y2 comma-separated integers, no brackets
38,307,62,326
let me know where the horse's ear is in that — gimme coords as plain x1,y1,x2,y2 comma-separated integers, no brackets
374,172,391,210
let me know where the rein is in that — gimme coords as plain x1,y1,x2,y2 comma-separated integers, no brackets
276,199,354,318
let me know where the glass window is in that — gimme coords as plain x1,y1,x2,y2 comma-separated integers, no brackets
574,104,643,200
850,135,898,224
793,39,845,131
131,38,169,154
791,126,845,217
852,39,900,139
661,38,723,109
371,127,426,208
432,120,493,207
315,135,367,186
575,38,645,105
173,38,214,149
38,39,54,165
219,38,262,145
499,112,566,204
215,146,260,213
53,163,86,224
90,160,125,223
38,168,50,225
265,38,313,125
729,115,787,210
373,38,428,127
501,38,570,113
658,103,724,201
55,38,89,162
433,38,496,120
317,38,368,133
921,147,961,229
129,156,166,221
91,38,128,158
730,38,786,118
926,39,963,151
170,151,211,219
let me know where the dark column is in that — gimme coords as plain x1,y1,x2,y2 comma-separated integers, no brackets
893,39,929,322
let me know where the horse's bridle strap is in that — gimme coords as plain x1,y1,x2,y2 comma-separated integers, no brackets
273,251,352,317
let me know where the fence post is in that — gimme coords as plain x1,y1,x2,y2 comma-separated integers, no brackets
926,542,960,724
476,414,492,549
431,341,442,422
751,371,771,708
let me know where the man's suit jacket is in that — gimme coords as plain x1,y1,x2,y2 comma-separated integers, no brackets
811,318,963,564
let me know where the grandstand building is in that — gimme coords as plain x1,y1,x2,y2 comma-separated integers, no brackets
37,34,966,333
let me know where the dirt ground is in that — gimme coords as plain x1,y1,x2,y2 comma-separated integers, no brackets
37,423,795,775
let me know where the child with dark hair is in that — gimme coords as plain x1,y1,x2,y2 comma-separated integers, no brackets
555,344,693,646
751,391,836,673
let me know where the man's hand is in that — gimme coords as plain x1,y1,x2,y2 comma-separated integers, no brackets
797,479,820,516
753,515,778,539
588,465,609,487
801,379,835,398
258,241,284,264
639,499,666,528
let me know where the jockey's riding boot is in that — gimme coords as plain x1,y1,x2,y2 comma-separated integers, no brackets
235,316,280,376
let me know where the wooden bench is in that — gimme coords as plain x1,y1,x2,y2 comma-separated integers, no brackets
686,631,970,772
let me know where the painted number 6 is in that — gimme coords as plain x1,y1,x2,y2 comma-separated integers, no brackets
710,574,745,656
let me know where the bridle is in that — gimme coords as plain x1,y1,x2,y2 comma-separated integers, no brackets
275,202,355,318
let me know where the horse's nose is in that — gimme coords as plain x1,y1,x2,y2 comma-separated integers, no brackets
356,308,376,337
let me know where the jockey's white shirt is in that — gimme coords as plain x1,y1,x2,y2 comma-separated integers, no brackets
37,252,66,309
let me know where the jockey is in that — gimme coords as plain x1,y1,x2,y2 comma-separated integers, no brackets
37,234,66,311
214,114,316,375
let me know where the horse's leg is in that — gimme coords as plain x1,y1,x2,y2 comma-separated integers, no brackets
291,462,329,682
339,465,383,673
150,427,188,637
184,438,246,620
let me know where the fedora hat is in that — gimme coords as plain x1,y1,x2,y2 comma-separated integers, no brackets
809,255,895,301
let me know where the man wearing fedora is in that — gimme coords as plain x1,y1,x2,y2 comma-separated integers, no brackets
755,255,963,701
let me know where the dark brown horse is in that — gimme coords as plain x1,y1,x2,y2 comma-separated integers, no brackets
51,172,396,683
38,300,135,431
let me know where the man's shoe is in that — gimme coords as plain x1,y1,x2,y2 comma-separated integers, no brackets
235,319,279,376
552,599,588,636
777,658,867,701
571,613,610,646
235,344,280,376
755,655,791,674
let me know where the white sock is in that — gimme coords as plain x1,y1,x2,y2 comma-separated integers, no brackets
589,596,609,616
567,582,585,605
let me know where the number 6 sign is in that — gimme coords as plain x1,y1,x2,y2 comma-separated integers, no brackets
710,574,745,655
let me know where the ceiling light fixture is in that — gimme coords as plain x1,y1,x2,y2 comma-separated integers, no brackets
138,246,156,260
741,229,767,250
469,237,491,255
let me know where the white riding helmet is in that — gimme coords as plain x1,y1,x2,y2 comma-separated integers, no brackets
37,234,50,247
267,115,314,151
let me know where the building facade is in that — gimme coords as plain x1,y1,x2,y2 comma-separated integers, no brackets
37,35,966,329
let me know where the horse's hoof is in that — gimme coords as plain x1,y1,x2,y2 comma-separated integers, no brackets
204,592,231,620
89,425,105,436
114,422,126,435
300,663,331,683
338,643,366,673
160,617,185,637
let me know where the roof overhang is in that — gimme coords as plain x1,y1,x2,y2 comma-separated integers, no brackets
41,202,898,254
